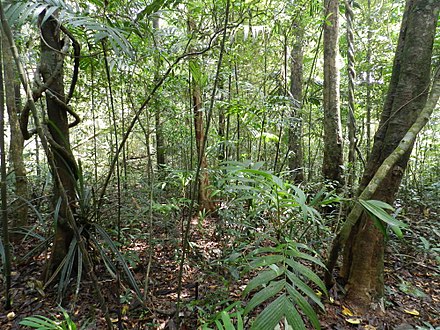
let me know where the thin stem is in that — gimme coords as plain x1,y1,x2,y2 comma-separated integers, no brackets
176,0,231,317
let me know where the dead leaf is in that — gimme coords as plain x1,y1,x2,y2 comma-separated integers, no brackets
363,325,376,330
346,317,362,324
342,305,354,316
403,309,420,316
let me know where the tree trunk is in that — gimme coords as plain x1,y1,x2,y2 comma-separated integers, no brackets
345,0,357,191
40,15,77,276
341,0,439,309
2,33,28,228
288,20,304,184
322,0,344,185
153,16,166,170
192,72,214,211
0,28,12,310
188,17,214,212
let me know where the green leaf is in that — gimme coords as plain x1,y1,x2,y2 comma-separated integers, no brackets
250,294,287,330
19,315,61,329
214,320,225,330
285,259,326,292
220,311,235,330
286,270,324,310
236,312,244,330
249,254,284,268
58,236,78,301
41,5,60,25
244,279,285,315
286,283,321,329
364,199,394,211
359,199,407,238
93,224,144,304
244,269,280,295
283,299,306,330
285,248,326,269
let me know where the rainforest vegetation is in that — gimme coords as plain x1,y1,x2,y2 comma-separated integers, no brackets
0,0,439,329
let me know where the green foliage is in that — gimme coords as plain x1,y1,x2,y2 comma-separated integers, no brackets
243,240,326,329
20,308,77,330
217,160,336,240
358,199,408,238
4,0,132,56
201,302,245,330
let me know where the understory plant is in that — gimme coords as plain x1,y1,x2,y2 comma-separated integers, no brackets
205,161,331,329
242,240,326,329
20,308,77,330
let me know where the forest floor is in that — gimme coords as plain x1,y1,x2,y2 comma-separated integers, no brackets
0,205,439,330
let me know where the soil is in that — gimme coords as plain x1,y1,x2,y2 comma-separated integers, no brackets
0,206,439,329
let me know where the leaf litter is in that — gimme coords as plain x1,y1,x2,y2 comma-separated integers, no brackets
0,205,438,329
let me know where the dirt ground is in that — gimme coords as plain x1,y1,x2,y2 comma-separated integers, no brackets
0,207,439,329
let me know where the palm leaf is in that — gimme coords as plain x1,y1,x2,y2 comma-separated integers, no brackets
286,269,324,310
285,259,326,292
359,199,407,238
244,269,281,295
244,279,285,315
286,283,321,329
93,224,144,304
251,294,287,330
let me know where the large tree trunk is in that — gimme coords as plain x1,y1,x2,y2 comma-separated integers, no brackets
322,0,344,185
40,15,78,276
341,0,439,309
288,20,304,184
2,33,28,228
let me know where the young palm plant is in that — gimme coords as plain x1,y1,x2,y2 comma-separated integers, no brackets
243,240,326,329
214,161,330,329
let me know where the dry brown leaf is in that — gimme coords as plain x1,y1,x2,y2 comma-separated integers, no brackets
403,308,420,316
345,317,362,324
342,305,354,316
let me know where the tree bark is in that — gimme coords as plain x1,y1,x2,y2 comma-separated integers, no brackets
153,16,166,170
188,17,214,212
2,33,28,228
345,0,357,191
322,0,344,185
340,0,439,309
40,14,78,276
288,20,304,184
192,71,214,211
